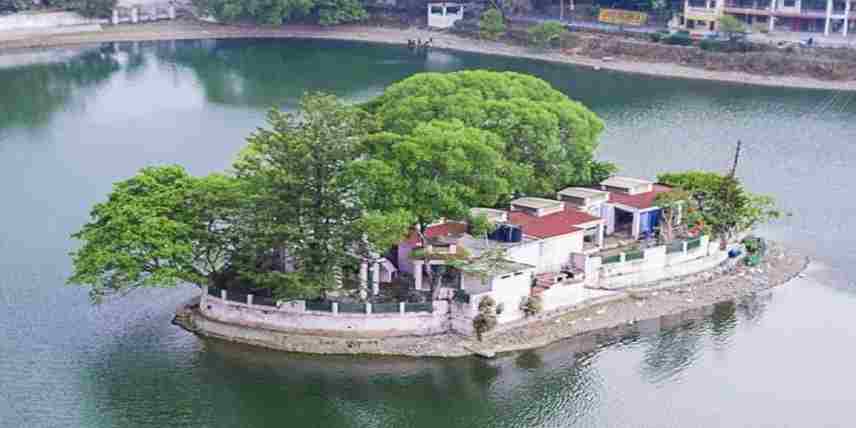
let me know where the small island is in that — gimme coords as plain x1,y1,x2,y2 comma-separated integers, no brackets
68,70,795,357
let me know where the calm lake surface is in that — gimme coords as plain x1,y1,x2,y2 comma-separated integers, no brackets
1,39,855,428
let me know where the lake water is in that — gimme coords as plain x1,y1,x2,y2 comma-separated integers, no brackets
1,39,855,428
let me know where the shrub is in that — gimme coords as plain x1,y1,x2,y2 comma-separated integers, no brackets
719,14,748,41
528,21,567,48
521,295,543,317
473,296,498,341
479,8,506,40
664,32,693,46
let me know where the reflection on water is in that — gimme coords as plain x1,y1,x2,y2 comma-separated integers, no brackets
0,46,119,133
1,39,856,428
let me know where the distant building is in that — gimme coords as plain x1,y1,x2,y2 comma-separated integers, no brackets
678,0,854,36
427,2,464,28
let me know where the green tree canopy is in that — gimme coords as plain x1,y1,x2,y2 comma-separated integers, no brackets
69,166,246,302
658,171,780,241
235,94,410,298
356,119,514,228
718,15,748,41
479,8,506,40
363,70,607,196
528,21,567,48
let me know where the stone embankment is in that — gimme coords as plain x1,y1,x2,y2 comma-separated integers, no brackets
175,242,809,358
564,33,856,82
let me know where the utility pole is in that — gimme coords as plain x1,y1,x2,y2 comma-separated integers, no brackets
728,140,742,178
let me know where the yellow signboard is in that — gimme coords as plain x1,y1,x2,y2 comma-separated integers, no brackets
598,8,649,26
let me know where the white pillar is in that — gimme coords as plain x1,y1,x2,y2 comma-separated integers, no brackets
220,289,227,300
332,302,339,315
111,9,119,25
246,294,253,305
371,262,380,296
399,302,406,314
769,0,776,32
826,0,833,36
366,303,373,314
597,223,605,248
844,1,851,36
168,5,176,20
413,261,424,290
632,212,641,239
359,262,368,292
131,7,139,23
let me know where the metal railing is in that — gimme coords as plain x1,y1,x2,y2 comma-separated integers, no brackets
667,240,685,254
603,254,622,264
338,302,367,314
306,300,333,312
625,250,644,261
372,303,401,314
405,302,434,313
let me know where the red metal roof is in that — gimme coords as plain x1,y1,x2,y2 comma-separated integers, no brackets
507,209,599,239
607,184,672,210
404,222,468,245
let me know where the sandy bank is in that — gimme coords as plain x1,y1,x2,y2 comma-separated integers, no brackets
176,242,809,358
1,20,855,92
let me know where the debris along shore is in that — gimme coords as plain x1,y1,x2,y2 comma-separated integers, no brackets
2,20,856,92
177,241,809,358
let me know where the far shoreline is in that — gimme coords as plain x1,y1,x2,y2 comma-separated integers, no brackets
175,242,810,358
2,19,856,92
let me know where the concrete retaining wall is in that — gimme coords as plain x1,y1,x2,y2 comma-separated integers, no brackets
0,11,100,31
200,294,449,338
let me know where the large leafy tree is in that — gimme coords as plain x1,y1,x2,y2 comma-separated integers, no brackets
658,171,780,243
68,166,246,302
354,120,514,297
363,70,608,196
235,94,409,299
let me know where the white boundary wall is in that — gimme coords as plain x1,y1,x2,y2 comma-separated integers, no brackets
594,236,727,290
0,11,102,32
200,294,449,338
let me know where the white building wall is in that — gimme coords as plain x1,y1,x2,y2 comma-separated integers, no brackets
538,232,583,272
486,269,533,324
603,204,616,234
505,240,541,269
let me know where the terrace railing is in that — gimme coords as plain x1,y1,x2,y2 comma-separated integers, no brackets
207,290,436,315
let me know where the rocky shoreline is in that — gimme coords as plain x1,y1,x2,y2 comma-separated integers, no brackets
1,20,855,92
176,242,809,358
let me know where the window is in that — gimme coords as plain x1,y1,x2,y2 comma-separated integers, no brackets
784,0,795,6
446,6,460,14
430,6,443,15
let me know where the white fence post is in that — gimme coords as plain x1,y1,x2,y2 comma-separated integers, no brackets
247,294,253,305
332,302,339,315
399,302,406,314
619,252,626,263
366,303,373,314
682,241,689,254
220,289,227,300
